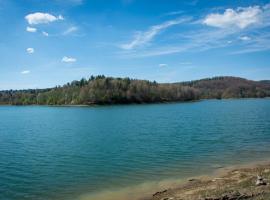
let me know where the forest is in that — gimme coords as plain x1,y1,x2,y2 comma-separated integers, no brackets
0,76,270,105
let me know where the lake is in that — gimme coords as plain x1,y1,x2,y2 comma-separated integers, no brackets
1,99,270,200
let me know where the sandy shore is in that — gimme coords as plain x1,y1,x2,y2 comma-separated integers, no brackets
78,160,270,200
146,161,270,200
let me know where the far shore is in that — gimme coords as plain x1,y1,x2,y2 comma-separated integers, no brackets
1,97,270,108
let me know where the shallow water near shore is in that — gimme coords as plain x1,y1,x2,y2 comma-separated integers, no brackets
0,99,270,200
79,159,270,200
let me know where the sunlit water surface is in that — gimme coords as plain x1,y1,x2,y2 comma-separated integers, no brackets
0,99,270,200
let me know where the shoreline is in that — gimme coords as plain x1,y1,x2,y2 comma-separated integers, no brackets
148,160,270,200
0,97,270,108
78,160,270,200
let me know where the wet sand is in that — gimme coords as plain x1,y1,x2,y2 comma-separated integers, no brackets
78,160,270,200
148,161,270,200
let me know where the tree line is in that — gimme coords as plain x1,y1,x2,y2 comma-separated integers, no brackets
0,76,269,105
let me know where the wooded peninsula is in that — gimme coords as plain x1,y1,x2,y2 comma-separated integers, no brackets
0,76,270,105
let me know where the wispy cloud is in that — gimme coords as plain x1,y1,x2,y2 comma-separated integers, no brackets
25,12,64,25
62,26,78,35
120,18,191,50
232,31,270,54
61,56,77,63
26,26,37,32
21,70,30,74
42,31,49,36
118,3,270,58
163,10,184,16
159,63,168,67
120,28,235,58
239,36,251,41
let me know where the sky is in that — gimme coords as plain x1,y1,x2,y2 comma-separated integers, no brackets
0,0,270,90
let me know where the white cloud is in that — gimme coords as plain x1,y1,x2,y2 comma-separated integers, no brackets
118,4,270,58
42,31,49,36
63,26,78,35
58,15,64,20
26,26,37,32
203,6,262,29
239,36,251,41
121,18,190,50
61,56,77,63
26,48,34,54
159,63,168,67
21,70,30,74
25,12,64,25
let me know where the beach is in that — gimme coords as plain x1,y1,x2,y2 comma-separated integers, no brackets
147,161,270,200
77,161,270,200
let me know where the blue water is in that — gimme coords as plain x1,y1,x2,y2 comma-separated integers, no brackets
0,99,270,200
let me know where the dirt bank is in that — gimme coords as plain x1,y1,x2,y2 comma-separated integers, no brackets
148,162,270,200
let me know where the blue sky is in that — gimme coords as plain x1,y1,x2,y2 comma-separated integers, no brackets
0,0,270,89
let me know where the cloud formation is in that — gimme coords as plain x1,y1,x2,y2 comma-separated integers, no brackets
239,36,251,41
159,64,168,67
26,26,37,32
21,70,30,74
61,56,77,63
42,31,49,36
121,18,190,50
203,6,262,29
26,48,34,54
63,26,78,35
119,3,270,58
26,26,37,33
25,12,64,25
163,10,184,16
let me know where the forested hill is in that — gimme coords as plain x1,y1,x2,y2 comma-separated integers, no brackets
181,76,270,99
0,76,270,105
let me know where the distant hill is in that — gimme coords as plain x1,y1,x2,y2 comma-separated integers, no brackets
0,76,269,105
180,76,270,99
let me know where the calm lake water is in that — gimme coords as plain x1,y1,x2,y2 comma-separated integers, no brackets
1,99,270,200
